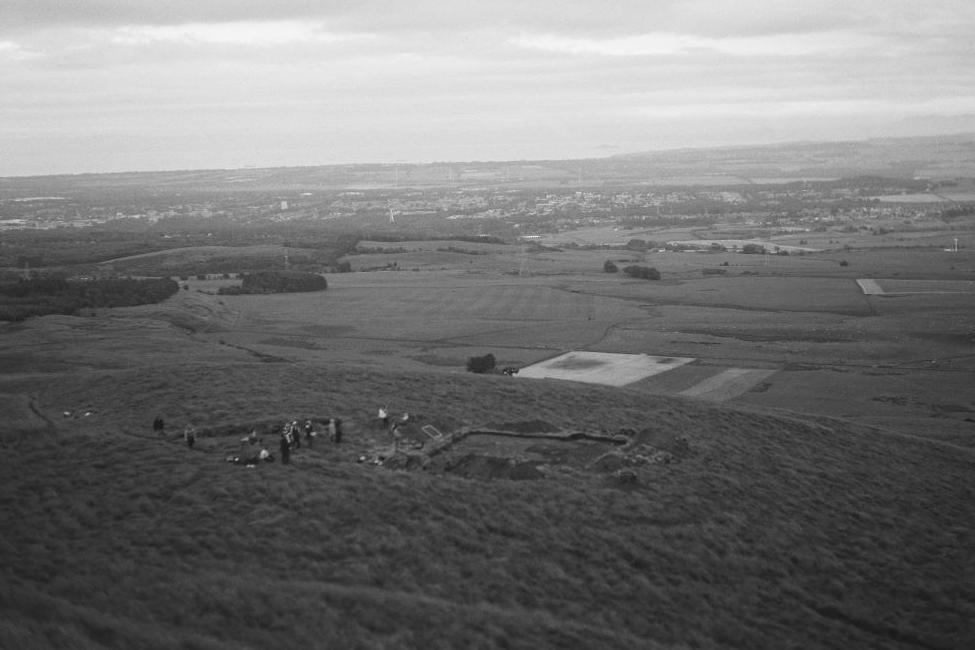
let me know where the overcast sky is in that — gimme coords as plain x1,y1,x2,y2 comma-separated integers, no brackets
2,0,974,176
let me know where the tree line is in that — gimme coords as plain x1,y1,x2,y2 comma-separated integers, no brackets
218,271,328,295
0,275,179,321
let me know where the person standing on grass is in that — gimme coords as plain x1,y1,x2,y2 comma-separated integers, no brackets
390,419,403,452
333,418,343,444
290,420,301,449
183,424,196,449
283,422,295,449
378,405,389,430
279,431,291,464
153,416,165,436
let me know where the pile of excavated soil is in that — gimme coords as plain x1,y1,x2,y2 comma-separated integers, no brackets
634,427,695,458
589,444,677,472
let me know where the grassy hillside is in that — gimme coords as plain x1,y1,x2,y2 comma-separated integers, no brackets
2,236,974,648
1,358,973,649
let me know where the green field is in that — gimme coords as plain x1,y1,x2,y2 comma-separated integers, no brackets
2,234,974,648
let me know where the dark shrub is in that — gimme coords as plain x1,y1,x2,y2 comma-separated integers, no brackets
622,265,661,280
235,271,328,294
603,260,619,273
467,353,497,374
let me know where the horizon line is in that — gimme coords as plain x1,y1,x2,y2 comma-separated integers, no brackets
3,131,974,181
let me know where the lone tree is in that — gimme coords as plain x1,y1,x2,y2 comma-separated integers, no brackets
603,260,619,273
467,353,497,374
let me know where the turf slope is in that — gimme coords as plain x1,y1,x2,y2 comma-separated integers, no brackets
1,363,973,649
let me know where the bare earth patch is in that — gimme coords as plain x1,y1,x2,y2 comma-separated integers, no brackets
517,351,695,387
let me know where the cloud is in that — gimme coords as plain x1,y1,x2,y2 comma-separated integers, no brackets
0,1,340,32
2,0,975,174
511,30,882,58
108,21,371,47
0,39,40,61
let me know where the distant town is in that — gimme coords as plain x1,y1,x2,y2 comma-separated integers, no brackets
2,134,974,277
1,176,969,235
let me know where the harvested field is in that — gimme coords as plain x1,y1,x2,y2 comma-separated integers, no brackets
872,278,975,294
570,275,872,315
678,368,778,401
858,277,975,295
857,279,884,295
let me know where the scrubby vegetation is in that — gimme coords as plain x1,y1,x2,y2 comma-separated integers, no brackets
0,275,179,321
466,352,497,374
622,265,661,280
219,271,327,295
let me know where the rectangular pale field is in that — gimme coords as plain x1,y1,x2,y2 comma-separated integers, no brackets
858,278,975,295
856,279,885,295
679,368,778,401
517,351,695,387
872,279,975,294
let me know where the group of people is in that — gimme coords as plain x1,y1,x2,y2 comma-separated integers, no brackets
160,415,345,467
378,405,412,450
160,404,428,467
275,418,347,462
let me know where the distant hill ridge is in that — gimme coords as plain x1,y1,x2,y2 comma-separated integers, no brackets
3,132,975,187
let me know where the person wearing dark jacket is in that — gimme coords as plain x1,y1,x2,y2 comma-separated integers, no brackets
279,433,291,464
